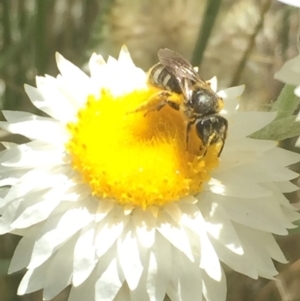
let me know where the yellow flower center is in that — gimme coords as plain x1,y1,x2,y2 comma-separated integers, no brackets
66,88,220,209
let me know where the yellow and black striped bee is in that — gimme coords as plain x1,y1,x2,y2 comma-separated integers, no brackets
134,48,228,156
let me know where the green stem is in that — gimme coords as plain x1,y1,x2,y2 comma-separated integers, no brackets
0,17,35,71
35,0,49,74
2,0,11,50
191,0,223,67
18,0,26,30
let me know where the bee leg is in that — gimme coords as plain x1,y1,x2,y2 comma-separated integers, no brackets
129,91,172,115
144,98,180,118
195,115,228,157
185,120,195,150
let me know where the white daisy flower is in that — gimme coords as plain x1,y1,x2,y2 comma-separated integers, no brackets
1,46,299,301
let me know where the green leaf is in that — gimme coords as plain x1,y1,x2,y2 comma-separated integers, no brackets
272,85,300,119
250,116,300,140
250,84,300,141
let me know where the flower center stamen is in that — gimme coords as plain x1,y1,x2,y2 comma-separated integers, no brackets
66,89,220,209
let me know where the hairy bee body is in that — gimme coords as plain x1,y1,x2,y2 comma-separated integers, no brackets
134,48,228,156
148,63,182,95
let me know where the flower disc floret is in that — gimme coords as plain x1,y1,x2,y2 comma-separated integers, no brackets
66,88,220,209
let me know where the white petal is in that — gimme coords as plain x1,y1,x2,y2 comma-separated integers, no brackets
219,148,299,184
147,252,164,301
273,180,299,193
146,233,171,301
239,233,274,274
43,235,77,300
129,271,150,301
197,212,222,281
3,167,72,205
0,199,21,234
117,223,143,290
25,83,76,123
0,173,22,188
218,85,245,100
294,85,300,97
177,203,222,280
281,206,300,223
227,112,276,139
202,268,226,301
56,53,89,81
166,284,181,301
18,259,51,295
95,208,129,257
209,235,258,279
170,249,203,301
259,232,287,263
89,53,106,77
276,0,300,7
0,187,10,202
1,142,65,168
95,255,124,301
89,53,107,97
73,222,97,287
164,203,182,223
118,45,135,67
55,74,90,110
107,56,118,68
95,199,114,223
9,227,40,273
55,53,91,108
11,187,65,229
224,138,276,154
295,135,300,147
28,200,96,269
266,147,300,167
275,54,300,85
0,111,69,144
220,196,293,234
1,141,18,149
221,157,298,183
157,211,194,262
0,142,30,163
207,77,217,93
36,75,81,114
133,208,156,248
197,200,243,255
69,269,97,301
207,173,270,198
235,225,279,278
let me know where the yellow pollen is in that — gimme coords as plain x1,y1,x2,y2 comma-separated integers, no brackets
66,88,221,209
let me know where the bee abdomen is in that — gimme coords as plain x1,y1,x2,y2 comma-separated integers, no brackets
148,63,181,94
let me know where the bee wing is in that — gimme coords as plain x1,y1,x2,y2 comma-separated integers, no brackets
158,48,204,83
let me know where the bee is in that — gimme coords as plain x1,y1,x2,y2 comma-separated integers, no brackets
133,48,228,156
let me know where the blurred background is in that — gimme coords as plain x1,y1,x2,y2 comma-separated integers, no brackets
0,0,300,300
